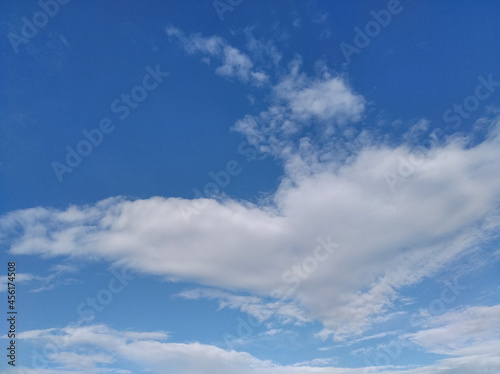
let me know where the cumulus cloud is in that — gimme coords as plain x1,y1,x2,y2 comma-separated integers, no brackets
232,58,366,181
274,67,365,124
2,117,500,341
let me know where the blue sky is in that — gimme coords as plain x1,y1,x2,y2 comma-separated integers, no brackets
1,0,500,373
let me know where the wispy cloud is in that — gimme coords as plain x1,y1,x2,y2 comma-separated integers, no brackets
408,304,500,356
177,287,309,324
0,263,78,293
166,25,269,86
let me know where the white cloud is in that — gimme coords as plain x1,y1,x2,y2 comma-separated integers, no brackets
408,304,500,356
0,263,78,293
3,369,130,374
10,323,500,374
14,324,345,374
403,119,430,142
293,357,339,367
50,351,115,370
215,45,255,82
0,273,40,292
233,58,366,174
3,27,500,345
166,25,269,85
274,69,365,124
243,28,282,67
177,287,309,324
2,118,500,342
